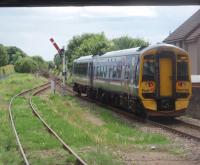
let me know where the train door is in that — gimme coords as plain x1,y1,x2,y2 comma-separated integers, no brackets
89,62,93,86
123,56,132,95
158,54,174,97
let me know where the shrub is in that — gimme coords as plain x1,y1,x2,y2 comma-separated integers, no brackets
0,45,8,67
0,65,15,77
14,57,38,73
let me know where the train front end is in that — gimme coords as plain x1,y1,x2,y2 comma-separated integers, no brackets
139,44,192,117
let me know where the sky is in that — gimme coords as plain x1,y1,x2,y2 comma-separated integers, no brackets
0,6,199,61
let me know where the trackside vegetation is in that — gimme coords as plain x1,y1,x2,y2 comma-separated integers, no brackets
0,74,184,164
0,74,47,164
32,92,183,164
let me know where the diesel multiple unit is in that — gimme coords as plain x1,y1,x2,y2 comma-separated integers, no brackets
72,44,192,117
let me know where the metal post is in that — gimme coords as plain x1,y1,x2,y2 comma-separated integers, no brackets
62,49,67,96
51,79,55,94
62,51,66,86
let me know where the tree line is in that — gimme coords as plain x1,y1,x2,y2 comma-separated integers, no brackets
0,44,52,73
54,33,149,72
0,33,149,74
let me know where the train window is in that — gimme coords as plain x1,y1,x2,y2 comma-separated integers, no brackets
96,66,99,78
100,66,103,78
109,66,113,78
125,64,130,79
105,66,108,78
99,66,101,77
177,61,189,81
117,65,122,79
103,66,106,78
83,63,88,75
113,66,117,79
135,57,140,85
142,56,155,81
76,63,79,75
98,66,100,77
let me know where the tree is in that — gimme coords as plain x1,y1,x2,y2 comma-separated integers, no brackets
0,44,8,67
47,61,55,70
65,33,111,71
6,46,26,64
111,36,149,51
14,57,38,73
32,55,48,72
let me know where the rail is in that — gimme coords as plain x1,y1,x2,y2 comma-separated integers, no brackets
8,82,50,165
30,83,87,165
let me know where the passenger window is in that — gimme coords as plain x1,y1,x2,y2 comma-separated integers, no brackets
100,66,103,78
109,66,113,78
96,66,99,78
125,65,130,80
103,66,106,78
105,66,108,78
135,58,140,85
113,66,117,79
117,65,122,79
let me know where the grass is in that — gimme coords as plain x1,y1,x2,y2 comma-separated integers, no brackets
0,73,47,164
12,97,75,164
0,73,183,164
32,93,174,164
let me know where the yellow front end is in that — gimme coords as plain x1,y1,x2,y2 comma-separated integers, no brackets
138,46,192,117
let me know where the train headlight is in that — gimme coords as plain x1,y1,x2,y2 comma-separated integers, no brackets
176,81,189,93
142,81,155,93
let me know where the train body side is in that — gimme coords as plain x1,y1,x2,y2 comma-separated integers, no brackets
92,52,140,97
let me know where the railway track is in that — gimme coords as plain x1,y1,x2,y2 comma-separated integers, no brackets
9,82,87,165
147,119,200,142
64,84,200,143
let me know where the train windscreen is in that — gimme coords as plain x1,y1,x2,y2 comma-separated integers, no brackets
177,55,189,81
142,55,155,81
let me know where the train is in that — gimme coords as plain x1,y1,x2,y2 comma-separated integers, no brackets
72,43,192,117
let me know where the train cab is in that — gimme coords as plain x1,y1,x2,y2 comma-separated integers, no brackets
139,44,192,116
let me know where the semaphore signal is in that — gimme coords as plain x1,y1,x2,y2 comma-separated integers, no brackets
49,38,67,95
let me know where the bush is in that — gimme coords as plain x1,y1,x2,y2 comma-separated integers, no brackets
0,65,14,77
32,55,48,72
14,57,38,73
0,45,8,67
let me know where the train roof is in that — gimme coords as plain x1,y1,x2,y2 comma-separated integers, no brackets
73,43,188,63
94,43,188,59
74,55,93,63
141,43,188,54
95,47,141,58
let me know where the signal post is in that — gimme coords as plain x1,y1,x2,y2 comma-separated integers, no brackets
50,38,67,96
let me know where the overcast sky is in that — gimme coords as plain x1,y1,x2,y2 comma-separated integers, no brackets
0,6,199,61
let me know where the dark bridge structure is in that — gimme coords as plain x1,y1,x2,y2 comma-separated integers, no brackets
0,0,199,7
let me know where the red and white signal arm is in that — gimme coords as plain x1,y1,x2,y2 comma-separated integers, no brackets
50,38,62,55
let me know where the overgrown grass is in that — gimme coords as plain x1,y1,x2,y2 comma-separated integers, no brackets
12,97,74,164
32,93,171,164
0,73,182,164
0,73,47,164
